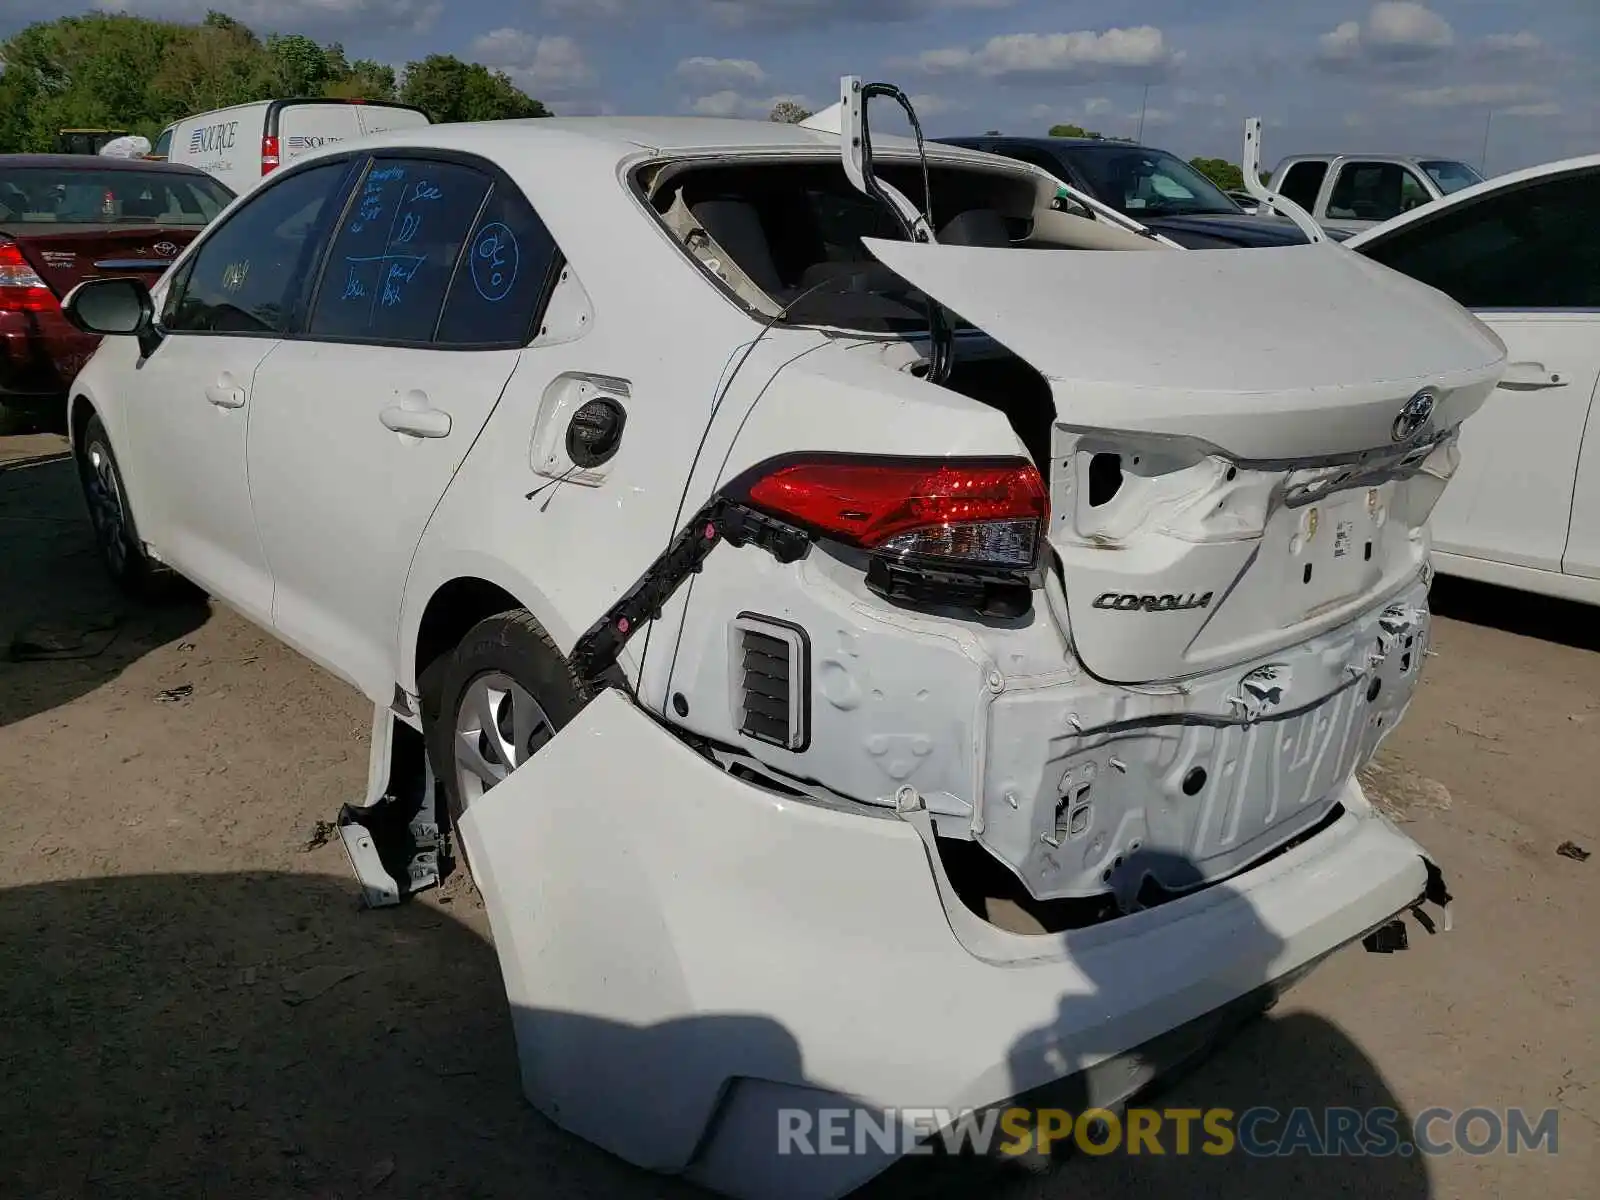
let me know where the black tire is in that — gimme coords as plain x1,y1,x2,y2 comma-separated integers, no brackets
422,608,591,870
75,413,168,598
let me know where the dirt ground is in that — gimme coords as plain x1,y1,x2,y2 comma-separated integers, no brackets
1,432,1593,1199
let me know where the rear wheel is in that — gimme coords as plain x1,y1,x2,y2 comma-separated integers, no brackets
422,609,591,872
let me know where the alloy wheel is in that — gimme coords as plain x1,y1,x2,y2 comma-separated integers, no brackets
452,671,554,807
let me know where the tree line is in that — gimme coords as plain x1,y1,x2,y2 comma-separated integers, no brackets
0,11,550,153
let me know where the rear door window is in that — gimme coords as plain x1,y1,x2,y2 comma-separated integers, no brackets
307,158,493,344
1277,161,1328,211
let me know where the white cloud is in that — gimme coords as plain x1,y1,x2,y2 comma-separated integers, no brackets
1318,3,1455,67
688,90,815,119
1173,89,1229,109
1398,82,1546,108
675,56,766,89
908,92,956,116
1084,96,1115,116
909,26,1182,82
689,89,745,117
469,30,595,94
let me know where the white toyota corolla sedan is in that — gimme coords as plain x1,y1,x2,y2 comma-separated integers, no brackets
62,81,1498,1198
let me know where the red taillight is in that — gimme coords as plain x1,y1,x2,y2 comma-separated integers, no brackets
736,456,1048,568
261,134,280,175
0,240,59,313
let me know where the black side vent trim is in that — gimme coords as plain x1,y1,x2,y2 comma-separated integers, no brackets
731,613,810,753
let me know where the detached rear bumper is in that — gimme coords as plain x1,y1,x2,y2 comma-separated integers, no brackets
458,689,1434,1200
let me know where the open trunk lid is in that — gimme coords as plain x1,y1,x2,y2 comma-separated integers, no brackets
862,237,1506,684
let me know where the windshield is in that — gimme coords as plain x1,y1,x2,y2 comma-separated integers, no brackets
0,167,234,226
1069,147,1240,216
1420,160,1483,195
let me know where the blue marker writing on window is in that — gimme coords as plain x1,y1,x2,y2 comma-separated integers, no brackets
470,223,519,302
340,253,425,307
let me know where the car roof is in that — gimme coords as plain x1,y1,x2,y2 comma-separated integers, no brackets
331,115,1011,167
0,153,217,176
1277,153,1463,166
1343,151,1600,248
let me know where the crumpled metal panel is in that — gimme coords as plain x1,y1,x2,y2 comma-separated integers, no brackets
980,577,1429,904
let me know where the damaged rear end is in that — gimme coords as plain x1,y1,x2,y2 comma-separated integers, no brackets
850,234,1503,908
455,96,1493,1200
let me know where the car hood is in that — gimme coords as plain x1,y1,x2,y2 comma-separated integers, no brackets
862,237,1506,460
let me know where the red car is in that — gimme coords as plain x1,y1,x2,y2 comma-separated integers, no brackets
0,154,235,426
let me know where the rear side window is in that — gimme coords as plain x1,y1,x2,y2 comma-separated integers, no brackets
1278,161,1327,211
166,161,348,335
1359,168,1600,310
435,185,560,346
308,159,493,344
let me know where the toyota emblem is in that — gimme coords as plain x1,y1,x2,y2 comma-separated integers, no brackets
1391,389,1437,443
152,241,178,257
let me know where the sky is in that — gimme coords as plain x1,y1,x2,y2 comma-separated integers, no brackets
14,1,1600,174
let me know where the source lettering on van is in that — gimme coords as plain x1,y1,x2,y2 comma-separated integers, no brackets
287,135,343,150
188,120,238,155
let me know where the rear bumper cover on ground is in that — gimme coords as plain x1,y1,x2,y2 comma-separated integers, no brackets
458,689,1433,1200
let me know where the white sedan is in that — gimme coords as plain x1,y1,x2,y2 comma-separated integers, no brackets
1346,154,1600,606
61,81,1495,1197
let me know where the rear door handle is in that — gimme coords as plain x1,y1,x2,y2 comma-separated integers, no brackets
380,405,452,438
205,382,246,409
1498,361,1569,392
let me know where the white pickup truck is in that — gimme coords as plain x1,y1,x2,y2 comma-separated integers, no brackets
1266,153,1485,234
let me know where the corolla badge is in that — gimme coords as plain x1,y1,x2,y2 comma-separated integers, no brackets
152,241,179,257
1392,389,1437,443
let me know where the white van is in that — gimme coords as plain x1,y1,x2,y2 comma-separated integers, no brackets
150,98,431,195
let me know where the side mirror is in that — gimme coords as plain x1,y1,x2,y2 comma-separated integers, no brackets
62,276,162,358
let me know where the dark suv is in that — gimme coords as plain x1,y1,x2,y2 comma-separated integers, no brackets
936,135,1351,248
